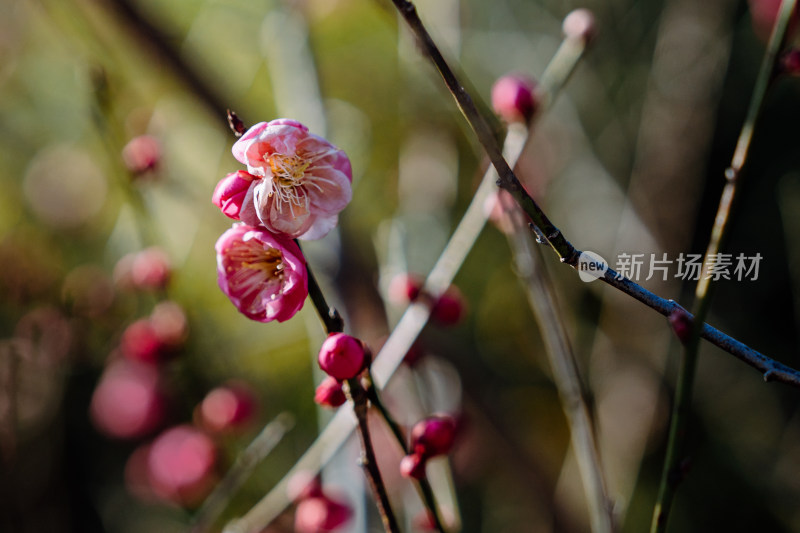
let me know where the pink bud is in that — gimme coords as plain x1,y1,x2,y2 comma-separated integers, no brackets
491,74,539,124
90,359,167,440
410,415,457,459
431,286,467,326
212,170,257,220
388,273,424,304
562,8,596,43
121,318,172,364
668,308,693,345
399,452,427,480
122,135,160,176
131,247,171,291
147,425,218,508
780,48,800,75
294,495,352,533
149,300,188,349
197,381,258,434
317,333,367,380
314,376,347,409
748,0,799,42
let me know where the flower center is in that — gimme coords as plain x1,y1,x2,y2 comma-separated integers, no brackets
229,239,285,282
265,154,312,213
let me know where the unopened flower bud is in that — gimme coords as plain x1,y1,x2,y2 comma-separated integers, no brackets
212,170,256,220
150,301,188,349
562,8,596,43
122,135,160,176
121,318,171,364
780,48,800,75
314,376,347,408
90,359,167,440
147,425,218,508
317,333,367,380
131,247,171,290
388,273,424,304
399,452,427,480
294,495,352,533
668,307,693,345
491,74,539,124
197,381,258,434
410,415,457,459
431,286,467,326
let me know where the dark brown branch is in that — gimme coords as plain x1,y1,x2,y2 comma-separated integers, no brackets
386,0,800,390
345,379,401,533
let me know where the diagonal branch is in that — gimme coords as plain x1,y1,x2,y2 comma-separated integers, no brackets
386,0,800,388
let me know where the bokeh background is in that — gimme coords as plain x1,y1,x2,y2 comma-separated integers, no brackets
1,0,800,532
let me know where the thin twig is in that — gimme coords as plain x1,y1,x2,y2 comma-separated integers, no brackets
90,0,232,128
344,379,402,533
223,11,800,529
650,2,798,531
82,0,800,390
364,372,447,533
386,0,800,388
501,135,614,532
387,0,579,265
191,414,295,533
300,248,401,533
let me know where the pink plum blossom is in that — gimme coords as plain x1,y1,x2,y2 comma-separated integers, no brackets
216,224,308,322
231,119,352,240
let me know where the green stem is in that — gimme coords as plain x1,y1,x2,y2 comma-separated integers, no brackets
650,1,797,530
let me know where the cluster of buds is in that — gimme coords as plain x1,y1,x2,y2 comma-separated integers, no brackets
399,415,458,480
388,273,467,326
123,381,259,508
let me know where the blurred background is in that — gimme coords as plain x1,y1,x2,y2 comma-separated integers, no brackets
1,0,800,531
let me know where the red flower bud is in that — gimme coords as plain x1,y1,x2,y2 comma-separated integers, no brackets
294,495,352,533
212,170,257,220
317,333,366,380
491,74,540,124
122,135,160,176
197,381,258,434
90,359,167,440
431,286,467,326
147,425,218,508
314,376,347,409
410,415,457,459
388,273,424,304
668,307,693,345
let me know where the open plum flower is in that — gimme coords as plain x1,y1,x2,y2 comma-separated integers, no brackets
216,224,308,322
231,119,352,240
